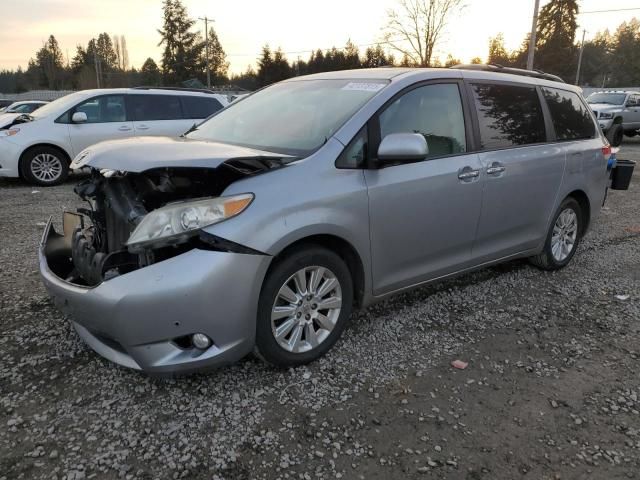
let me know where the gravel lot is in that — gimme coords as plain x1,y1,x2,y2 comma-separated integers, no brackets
1,139,639,480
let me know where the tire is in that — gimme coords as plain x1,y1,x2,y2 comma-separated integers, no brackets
530,197,582,271
20,146,69,186
255,245,353,368
606,124,624,147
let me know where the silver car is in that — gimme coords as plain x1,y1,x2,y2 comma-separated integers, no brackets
40,67,611,375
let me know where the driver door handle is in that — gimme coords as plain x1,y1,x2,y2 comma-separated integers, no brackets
118,126,132,132
458,169,480,180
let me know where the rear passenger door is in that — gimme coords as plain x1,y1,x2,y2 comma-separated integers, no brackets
128,94,191,137
469,82,565,262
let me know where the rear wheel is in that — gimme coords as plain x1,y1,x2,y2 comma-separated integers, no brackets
530,197,582,271
606,124,624,147
255,246,353,367
20,146,69,186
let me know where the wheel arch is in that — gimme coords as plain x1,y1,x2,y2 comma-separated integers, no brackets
18,143,72,179
565,189,591,236
613,116,624,125
270,233,367,309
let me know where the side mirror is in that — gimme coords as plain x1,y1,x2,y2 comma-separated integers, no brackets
378,133,429,163
72,111,88,123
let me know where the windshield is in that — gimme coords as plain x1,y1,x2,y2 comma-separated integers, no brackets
188,79,389,155
30,91,89,119
586,93,627,105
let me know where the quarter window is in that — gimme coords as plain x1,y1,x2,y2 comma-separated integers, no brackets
181,96,224,119
379,83,466,159
336,126,367,168
471,83,546,149
74,95,127,123
129,95,183,121
542,88,595,141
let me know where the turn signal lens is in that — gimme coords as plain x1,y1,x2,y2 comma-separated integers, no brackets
224,196,253,217
1,128,19,137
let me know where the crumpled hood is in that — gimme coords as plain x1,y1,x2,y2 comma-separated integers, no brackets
71,136,292,172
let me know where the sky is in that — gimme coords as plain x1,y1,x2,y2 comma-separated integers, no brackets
0,0,639,74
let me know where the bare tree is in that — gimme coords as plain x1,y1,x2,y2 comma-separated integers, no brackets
113,35,122,69
120,36,129,70
384,0,464,67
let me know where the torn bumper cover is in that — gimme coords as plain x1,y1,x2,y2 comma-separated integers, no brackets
39,217,271,375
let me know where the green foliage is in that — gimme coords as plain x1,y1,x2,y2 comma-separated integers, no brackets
157,0,203,84
141,58,162,86
203,27,230,84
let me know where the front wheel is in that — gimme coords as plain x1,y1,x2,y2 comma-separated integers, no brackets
20,146,69,186
606,124,624,147
255,246,353,367
530,197,582,270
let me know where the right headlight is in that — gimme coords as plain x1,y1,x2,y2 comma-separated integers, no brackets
126,193,254,252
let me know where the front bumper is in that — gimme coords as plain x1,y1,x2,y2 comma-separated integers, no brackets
39,218,271,375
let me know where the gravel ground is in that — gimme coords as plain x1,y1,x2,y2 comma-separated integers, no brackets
1,139,639,480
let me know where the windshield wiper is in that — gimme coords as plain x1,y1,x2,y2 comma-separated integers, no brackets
181,123,198,137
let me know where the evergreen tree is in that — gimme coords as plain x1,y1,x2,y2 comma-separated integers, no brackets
362,45,393,68
534,0,579,79
610,18,640,86
344,40,361,69
444,54,460,67
141,58,162,86
32,35,65,89
202,26,230,84
158,0,204,85
256,44,274,86
487,34,512,66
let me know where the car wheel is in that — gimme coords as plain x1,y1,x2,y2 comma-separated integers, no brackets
20,146,69,186
530,197,582,271
606,124,624,147
255,246,353,367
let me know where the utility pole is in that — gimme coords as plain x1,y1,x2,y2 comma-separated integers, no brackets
575,29,586,85
526,0,541,70
94,51,101,88
199,16,213,89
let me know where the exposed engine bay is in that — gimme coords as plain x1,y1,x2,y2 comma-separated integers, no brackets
66,158,281,286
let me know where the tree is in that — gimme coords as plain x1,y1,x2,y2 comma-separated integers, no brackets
534,0,579,79
96,33,118,71
470,56,483,64
384,0,464,67
202,26,229,84
487,34,512,66
140,57,161,86
343,40,361,69
32,35,65,89
580,30,613,86
158,0,204,84
444,54,460,67
608,19,640,86
362,45,394,68
256,44,274,86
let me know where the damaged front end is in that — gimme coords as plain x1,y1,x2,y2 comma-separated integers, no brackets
51,158,279,287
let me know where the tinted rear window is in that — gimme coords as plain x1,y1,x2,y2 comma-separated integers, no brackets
542,88,595,141
182,96,223,119
129,95,183,121
471,83,546,149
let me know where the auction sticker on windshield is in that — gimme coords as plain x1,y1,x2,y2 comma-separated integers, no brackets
341,82,386,92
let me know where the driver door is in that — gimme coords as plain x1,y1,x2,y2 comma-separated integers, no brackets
364,82,484,295
67,95,134,156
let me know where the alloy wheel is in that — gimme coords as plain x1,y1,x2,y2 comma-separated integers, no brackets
30,153,63,183
271,266,342,353
551,208,578,262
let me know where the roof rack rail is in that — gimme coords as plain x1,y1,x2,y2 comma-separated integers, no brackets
450,64,565,83
132,86,218,94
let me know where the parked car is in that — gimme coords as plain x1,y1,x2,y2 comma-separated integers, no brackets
40,66,615,376
0,99,13,109
586,90,640,146
0,88,229,185
0,100,48,114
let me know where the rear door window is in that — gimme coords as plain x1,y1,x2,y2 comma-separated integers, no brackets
129,95,183,121
471,83,546,149
542,88,595,141
181,96,224,119
379,83,467,159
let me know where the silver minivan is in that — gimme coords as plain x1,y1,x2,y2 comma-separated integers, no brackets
40,67,613,375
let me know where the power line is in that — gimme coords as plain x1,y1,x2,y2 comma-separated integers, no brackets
580,7,640,14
